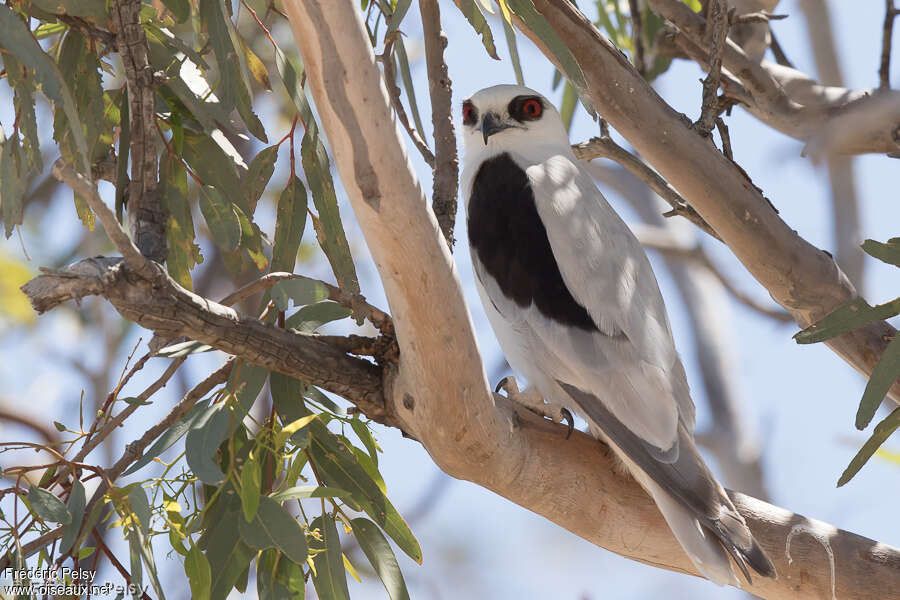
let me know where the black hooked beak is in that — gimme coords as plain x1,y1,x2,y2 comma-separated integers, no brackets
481,112,507,144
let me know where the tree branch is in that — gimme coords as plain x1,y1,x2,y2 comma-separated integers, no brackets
880,0,898,89
695,0,728,135
276,2,900,597
112,0,166,262
649,0,900,157
419,0,460,248
526,0,900,408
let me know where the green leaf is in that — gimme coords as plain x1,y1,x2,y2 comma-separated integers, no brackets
185,404,230,484
123,400,211,476
285,301,351,333
270,277,330,311
60,479,86,554
309,515,350,600
351,517,411,600
794,297,900,344
3,53,41,172
272,177,309,273
182,130,244,210
116,92,130,223
30,0,108,19
240,455,262,522
350,418,380,466
385,0,413,34
205,506,254,600
128,485,151,536
185,544,212,600
27,486,71,524
238,496,308,564
559,80,578,133
54,30,106,165
505,0,590,106
855,334,900,430
456,0,501,60
0,135,27,239
234,203,269,271
274,414,319,448
502,12,524,84
161,153,201,289
244,146,279,214
257,549,305,599
862,238,900,267
301,130,361,295
0,5,90,173
199,185,242,253
270,486,350,502
229,362,268,417
161,0,191,23
393,38,426,142
839,405,900,486
307,423,421,563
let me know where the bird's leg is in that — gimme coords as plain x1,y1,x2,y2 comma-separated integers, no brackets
494,376,575,438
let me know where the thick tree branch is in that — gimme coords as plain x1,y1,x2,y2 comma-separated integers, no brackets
419,0,460,247
649,0,900,157
112,0,166,261
21,258,388,426
276,2,900,597
525,0,900,408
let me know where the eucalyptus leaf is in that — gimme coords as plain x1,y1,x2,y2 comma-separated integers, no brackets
456,0,501,60
185,544,212,600
839,405,900,486
855,334,900,430
794,297,900,344
60,479,86,554
309,515,350,600
271,177,309,273
352,517,411,600
862,238,900,267
238,496,308,564
27,486,71,524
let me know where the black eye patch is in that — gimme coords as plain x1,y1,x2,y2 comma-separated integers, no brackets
508,95,544,122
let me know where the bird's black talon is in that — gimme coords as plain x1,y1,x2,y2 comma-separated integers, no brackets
494,376,509,395
561,408,575,439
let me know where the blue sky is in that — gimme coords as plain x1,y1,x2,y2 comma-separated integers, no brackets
1,1,898,599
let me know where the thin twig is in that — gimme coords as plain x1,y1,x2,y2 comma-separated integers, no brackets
572,137,721,240
629,0,646,75
378,37,435,168
51,159,157,280
880,0,898,89
715,117,733,160
419,0,459,247
695,0,728,135
768,30,794,68
731,11,787,25
632,225,792,322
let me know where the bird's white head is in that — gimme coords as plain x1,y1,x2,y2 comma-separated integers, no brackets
460,85,570,159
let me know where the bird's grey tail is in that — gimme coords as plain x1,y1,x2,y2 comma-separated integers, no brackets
557,381,776,585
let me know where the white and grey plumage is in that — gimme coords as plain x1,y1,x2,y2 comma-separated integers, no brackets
460,84,775,586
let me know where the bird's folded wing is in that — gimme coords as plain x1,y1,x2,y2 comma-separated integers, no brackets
521,152,695,448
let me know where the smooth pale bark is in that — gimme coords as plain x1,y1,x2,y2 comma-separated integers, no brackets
279,1,900,597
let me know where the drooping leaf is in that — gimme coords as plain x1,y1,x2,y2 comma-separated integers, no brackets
185,404,230,484
229,361,268,417
505,0,589,104
59,479,86,554
271,177,309,273
0,135,27,239
351,517,411,600
862,238,900,267
185,544,212,600
128,485,151,536
855,334,900,430
307,423,421,562
234,204,269,272
161,152,201,289
502,11,524,84
393,38,426,142
794,297,900,344
257,549,305,599
385,0,413,34
301,129,361,295
27,486,71,524
240,454,262,522
350,418,380,466
116,91,130,223
244,145,279,214
182,130,245,209
54,30,106,164
456,0,500,59
238,496,308,564
0,5,90,173
309,515,350,600
839,405,900,486
205,505,254,600
270,372,312,445
199,185,242,253
3,53,41,172
559,80,578,133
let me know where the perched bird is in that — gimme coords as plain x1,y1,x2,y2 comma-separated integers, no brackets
460,84,775,586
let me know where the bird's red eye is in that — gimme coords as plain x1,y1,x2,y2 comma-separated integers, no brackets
462,101,477,125
523,99,542,118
